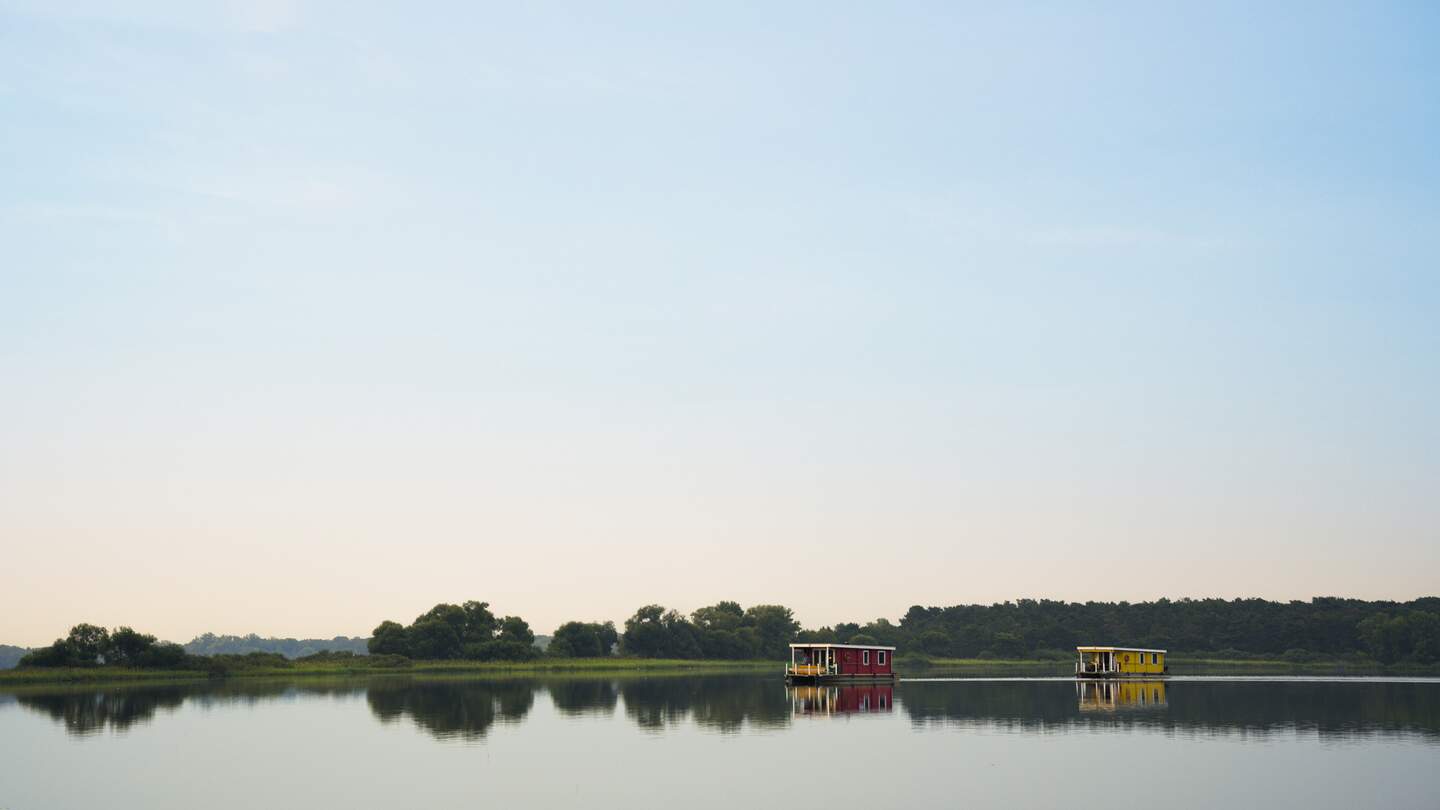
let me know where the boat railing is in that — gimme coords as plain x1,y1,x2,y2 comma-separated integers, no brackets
786,663,839,677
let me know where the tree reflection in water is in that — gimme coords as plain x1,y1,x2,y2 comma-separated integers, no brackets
366,680,535,741
12,681,366,736
15,688,188,736
547,679,619,717
902,678,1440,740
620,676,789,733
11,676,1439,743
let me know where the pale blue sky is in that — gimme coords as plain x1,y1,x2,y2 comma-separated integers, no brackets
2,2,1437,644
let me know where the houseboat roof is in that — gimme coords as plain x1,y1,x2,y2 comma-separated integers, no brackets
1076,646,1167,654
789,642,897,651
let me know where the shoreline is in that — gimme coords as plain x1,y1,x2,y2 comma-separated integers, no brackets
3,654,1437,687
0,657,777,687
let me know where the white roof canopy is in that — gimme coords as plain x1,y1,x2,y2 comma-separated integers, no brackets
789,642,897,651
1075,646,1167,654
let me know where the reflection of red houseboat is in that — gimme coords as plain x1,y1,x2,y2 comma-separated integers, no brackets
785,643,896,683
789,684,894,716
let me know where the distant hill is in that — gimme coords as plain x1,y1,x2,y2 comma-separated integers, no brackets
0,644,29,669
184,634,369,658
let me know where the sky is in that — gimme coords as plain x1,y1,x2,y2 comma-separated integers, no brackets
2,1,1438,646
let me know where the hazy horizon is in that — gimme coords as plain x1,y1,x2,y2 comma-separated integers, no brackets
10,592,1440,650
3,2,1438,648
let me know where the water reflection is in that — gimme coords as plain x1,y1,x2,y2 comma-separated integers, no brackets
620,677,789,732
548,679,619,717
367,680,534,741
7,676,1438,743
14,688,188,735
1076,680,1168,712
10,682,367,736
789,684,894,717
903,679,1440,740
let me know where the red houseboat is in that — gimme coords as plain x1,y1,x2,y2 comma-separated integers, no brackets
785,642,896,683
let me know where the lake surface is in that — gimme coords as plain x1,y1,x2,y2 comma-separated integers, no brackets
3,675,1437,809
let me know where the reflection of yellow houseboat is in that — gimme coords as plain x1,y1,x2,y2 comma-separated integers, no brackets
1077,680,1168,712
788,684,894,717
1075,646,1167,678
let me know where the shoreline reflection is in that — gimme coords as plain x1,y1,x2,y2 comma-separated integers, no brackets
6,676,1437,744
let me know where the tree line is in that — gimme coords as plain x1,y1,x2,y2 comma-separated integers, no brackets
362,600,801,662
831,597,1440,664
16,596,1440,670
578,597,1437,664
19,624,189,669
184,634,370,658
16,624,403,674
367,601,539,661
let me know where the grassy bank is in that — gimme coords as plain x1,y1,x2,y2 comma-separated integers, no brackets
0,657,775,686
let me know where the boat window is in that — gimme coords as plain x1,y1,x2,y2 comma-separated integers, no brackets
862,650,870,665
1151,653,1158,664
878,651,887,666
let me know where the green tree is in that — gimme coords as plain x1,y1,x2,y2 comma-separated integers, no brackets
550,621,616,657
596,621,619,655
621,605,701,658
691,601,745,632
461,601,498,642
408,618,462,659
66,623,111,666
18,641,74,668
107,627,157,666
368,621,411,657
919,630,950,656
550,622,601,657
135,642,187,669
744,605,800,659
497,616,535,646
367,600,537,661
621,605,671,657
415,604,468,637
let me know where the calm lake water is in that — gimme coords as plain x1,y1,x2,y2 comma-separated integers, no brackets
2,675,1437,809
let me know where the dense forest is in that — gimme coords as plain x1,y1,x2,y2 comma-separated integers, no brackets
806,597,1440,664
13,596,1440,671
607,597,1440,665
617,602,799,659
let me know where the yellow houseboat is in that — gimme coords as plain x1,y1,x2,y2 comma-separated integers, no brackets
1075,646,1167,678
